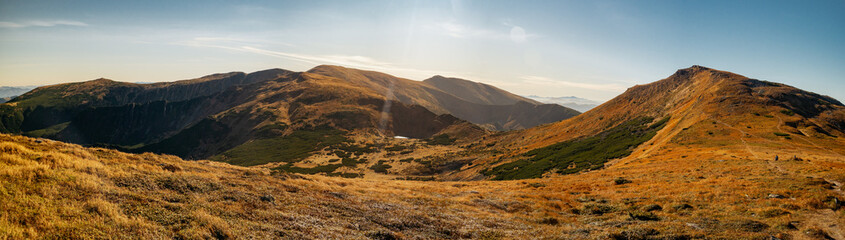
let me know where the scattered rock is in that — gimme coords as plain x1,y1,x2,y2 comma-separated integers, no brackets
614,177,632,185
628,211,659,221
685,222,703,230
609,228,659,240
730,219,768,232
468,190,479,194
767,194,787,199
803,227,833,239
366,230,400,240
34,139,43,143
328,191,346,199
538,217,559,225
672,203,694,211
160,164,181,172
641,204,663,212
260,194,275,202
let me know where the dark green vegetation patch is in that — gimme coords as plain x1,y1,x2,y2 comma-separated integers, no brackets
426,134,455,145
484,117,670,180
211,126,348,166
0,105,24,133
370,160,393,174
273,163,342,174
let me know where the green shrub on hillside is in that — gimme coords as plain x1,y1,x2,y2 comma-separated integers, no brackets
370,160,393,174
484,117,669,180
273,163,342,174
23,122,69,138
0,105,24,133
426,134,455,145
254,123,288,138
333,143,376,156
211,126,349,166
386,145,408,152
326,172,363,178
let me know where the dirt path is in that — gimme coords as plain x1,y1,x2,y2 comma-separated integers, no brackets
714,119,762,158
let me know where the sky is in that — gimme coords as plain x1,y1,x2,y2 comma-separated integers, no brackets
0,0,843,102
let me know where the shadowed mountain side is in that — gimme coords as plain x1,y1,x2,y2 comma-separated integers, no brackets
2,69,295,133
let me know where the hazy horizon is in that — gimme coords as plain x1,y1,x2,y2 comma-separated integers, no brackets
1,0,843,102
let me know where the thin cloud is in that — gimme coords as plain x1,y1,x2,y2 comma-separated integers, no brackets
429,21,538,42
175,37,458,80
433,21,496,39
520,75,627,92
239,46,457,79
0,20,88,28
191,37,295,47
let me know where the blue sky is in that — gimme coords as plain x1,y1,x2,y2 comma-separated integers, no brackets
1,0,843,101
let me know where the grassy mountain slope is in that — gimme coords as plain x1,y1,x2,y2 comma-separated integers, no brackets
422,75,541,105
3,129,844,239
454,66,845,181
307,65,579,130
0,68,488,179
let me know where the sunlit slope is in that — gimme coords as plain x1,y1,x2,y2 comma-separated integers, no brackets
307,65,579,130
462,66,845,180
3,131,844,239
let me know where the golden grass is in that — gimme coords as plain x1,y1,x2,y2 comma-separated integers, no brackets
0,132,843,239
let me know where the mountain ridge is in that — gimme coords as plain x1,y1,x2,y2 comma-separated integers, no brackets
452,65,845,180
305,65,579,130
0,65,578,172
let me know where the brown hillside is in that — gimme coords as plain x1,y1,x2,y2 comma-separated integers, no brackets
422,75,541,105
456,66,845,180
0,67,487,174
307,65,579,130
497,65,844,150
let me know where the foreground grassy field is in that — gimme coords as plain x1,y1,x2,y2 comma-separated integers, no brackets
1,133,843,239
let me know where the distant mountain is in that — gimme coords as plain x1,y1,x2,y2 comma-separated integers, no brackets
0,86,37,103
524,95,600,112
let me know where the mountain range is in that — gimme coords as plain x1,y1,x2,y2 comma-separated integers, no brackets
0,65,578,168
0,86,36,103
524,95,602,112
2,65,844,238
